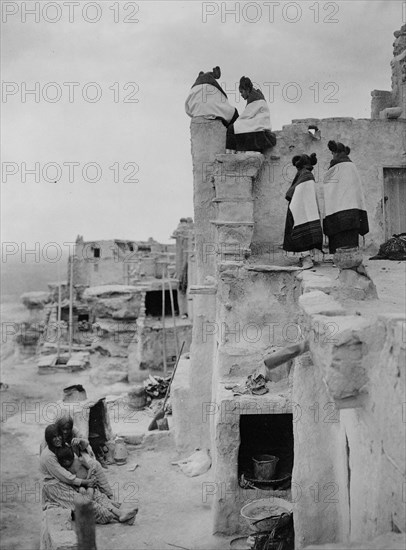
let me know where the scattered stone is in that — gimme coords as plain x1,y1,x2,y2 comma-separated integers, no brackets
21,291,51,310
338,267,378,300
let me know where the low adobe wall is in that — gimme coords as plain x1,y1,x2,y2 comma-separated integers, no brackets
40,508,77,550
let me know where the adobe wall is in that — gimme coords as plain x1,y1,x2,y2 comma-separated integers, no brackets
128,317,192,383
252,118,406,254
73,240,136,286
293,275,406,548
178,117,405,544
172,118,227,452
172,218,194,317
73,239,176,287
213,263,301,383
40,509,77,550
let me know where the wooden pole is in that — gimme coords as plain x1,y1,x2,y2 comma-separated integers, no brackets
167,265,179,359
74,494,97,550
162,272,167,376
148,341,185,431
56,262,62,360
161,340,184,411
68,254,74,358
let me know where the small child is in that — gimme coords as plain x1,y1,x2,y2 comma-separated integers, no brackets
56,446,138,524
56,446,96,498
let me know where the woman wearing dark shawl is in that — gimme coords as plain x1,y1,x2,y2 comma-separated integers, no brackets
283,153,323,269
226,76,276,153
323,141,369,253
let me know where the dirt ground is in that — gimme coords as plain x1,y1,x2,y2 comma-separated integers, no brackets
1,258,404,550
0,305,232,550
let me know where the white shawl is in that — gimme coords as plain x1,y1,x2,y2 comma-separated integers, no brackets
323,162,366,216
234,99,272,134
185,84,236,123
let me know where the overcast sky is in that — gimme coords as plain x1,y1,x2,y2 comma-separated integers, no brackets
1,0,403,254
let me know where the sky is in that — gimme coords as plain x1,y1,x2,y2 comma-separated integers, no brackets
1,0,403,255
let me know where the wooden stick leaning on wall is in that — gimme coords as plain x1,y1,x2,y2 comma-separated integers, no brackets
148,341,185,431
56,262,62,361
162,270,167,376
167,265,179,360
68,254,74,359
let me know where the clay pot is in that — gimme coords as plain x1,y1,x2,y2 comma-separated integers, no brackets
128,385,147,410
333,247,363,269
62,384,87,402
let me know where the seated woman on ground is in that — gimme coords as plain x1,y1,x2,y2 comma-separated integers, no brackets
226,76,276,153
40,425,138,525
40,416,114,499
40,425,94,492
55,416,114,498
56,416,95,459
185,66,238,127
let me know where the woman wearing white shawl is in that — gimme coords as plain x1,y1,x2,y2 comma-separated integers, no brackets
185,66,238,126
283,153,323,269
226,76,276,153
323,141,369,253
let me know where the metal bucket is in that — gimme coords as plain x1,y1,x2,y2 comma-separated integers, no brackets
114,437,128,465
252,454,279,480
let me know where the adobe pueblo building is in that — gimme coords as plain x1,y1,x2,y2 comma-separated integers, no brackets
172,25,405,548
35,231,194,382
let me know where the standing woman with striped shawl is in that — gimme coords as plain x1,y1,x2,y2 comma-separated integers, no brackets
283,153,323,269
323,141,369,253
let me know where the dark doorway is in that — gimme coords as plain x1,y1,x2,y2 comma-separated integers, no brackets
145,290,179,317
238,414,293,484
61,308,70,323
384,167,406,238
88,399,108,461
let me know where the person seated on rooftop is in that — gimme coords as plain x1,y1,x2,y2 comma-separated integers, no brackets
226,76,276,153
185,66,238,127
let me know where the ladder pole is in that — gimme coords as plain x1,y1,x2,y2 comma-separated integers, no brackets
161,272,167,376
167,265,179,359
